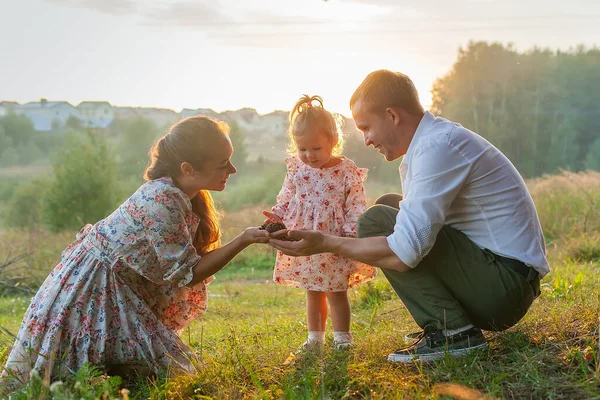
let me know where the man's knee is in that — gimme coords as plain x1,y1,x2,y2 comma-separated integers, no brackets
357,204,397,238
375,193,403,208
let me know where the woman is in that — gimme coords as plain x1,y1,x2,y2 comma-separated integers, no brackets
2,115,270,386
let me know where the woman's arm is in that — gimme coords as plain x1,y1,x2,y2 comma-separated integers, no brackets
186,227,269,286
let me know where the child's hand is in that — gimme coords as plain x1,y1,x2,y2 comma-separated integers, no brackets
262,211,283,224
241,227,271,245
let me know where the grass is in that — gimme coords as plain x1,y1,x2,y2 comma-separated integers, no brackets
0,172,599,398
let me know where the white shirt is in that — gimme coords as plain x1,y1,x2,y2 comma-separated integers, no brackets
387,111,550,277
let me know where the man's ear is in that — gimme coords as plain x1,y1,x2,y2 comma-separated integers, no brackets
180,161,195,177
386,107,403,126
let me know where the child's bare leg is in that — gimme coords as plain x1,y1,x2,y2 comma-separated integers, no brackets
326,290,350,331
327,290,354,348
307,290,327,331
304,290,327,348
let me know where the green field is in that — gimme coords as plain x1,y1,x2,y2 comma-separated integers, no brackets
1,171,599,399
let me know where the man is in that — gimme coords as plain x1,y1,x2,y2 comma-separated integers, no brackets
270,69,549,363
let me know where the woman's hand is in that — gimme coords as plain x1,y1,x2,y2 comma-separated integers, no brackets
241,227,271,245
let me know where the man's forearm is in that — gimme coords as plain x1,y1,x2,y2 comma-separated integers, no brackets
325,235,410,272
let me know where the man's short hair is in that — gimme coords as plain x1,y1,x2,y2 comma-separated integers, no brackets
350,70,424,116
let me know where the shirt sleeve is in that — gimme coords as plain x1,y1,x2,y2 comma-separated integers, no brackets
387,140,471,267
271,157,297,218
342,165,368,237
142,188,201,287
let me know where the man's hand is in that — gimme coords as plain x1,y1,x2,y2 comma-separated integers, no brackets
271,231,410,272
269,229,326,256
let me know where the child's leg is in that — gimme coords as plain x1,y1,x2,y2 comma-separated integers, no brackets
326,290,353,347
305,290,327,346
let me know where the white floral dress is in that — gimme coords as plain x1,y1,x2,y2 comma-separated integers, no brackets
272,157,376,291
2,177,212,385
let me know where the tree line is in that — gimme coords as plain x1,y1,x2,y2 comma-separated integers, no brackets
430,41,600,177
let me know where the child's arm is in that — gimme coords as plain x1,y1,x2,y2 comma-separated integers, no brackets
270,158,297,220
342,166,368,237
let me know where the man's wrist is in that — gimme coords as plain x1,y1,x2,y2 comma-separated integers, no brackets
325,234,344,254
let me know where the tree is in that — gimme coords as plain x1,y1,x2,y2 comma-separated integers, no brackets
546,115,581,173
0,125,17,166
228,120,248,171
116,116,161,179
0,113,36,147
43,132,121,232
431,41,596,178
584,138,600,171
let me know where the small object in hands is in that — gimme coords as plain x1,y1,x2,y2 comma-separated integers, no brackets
260,221,287,233
259,221,298,241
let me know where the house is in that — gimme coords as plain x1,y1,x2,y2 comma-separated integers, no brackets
340,115,358,134
113,106,138,120
179,108,219,119
133,107,178,128
17,99,80,132
257,110,288,137
0,101,19,117
221,108,261,131
77,101,114,129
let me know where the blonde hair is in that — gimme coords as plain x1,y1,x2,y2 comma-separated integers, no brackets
144,115,227,254
287,95,344,156
350,70,424,116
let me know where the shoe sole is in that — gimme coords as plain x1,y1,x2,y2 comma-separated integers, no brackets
387,342,489,363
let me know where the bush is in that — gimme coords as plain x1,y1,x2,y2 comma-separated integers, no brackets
212,162,286,211
527,170,600,240
4,178,50,228
43,132,121,232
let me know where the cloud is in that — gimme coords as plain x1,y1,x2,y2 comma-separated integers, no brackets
47,0,138,16
141,1,235,27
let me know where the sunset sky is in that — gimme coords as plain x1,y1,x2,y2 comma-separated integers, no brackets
2,0,599,115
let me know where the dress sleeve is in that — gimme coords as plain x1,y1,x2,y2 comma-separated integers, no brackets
271,157,298,218
342,164,368,237
141,188,201,287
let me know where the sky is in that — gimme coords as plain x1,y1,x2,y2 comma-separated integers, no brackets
1,0,599,115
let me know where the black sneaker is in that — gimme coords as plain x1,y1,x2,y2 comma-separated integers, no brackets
388,327,488,363
404,331,424,342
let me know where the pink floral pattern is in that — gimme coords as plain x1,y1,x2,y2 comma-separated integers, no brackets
272,157,376,291
2,177,212,385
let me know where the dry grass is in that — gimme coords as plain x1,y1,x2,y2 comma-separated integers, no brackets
0,171,599,399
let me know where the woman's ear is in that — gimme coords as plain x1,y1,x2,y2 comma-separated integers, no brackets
180,161,195,177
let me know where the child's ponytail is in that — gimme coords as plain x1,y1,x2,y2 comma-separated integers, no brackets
287,95,344,156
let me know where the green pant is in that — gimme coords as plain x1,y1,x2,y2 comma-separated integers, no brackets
357,199,540,332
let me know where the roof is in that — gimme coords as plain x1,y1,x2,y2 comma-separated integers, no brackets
22,101,75,109
77,101,112,107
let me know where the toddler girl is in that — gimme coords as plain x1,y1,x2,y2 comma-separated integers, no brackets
264,95,376,351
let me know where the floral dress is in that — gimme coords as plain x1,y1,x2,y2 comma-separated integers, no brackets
2,177,212,385
272,157,376,291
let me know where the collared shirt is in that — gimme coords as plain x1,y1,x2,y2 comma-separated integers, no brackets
386,111,550,277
